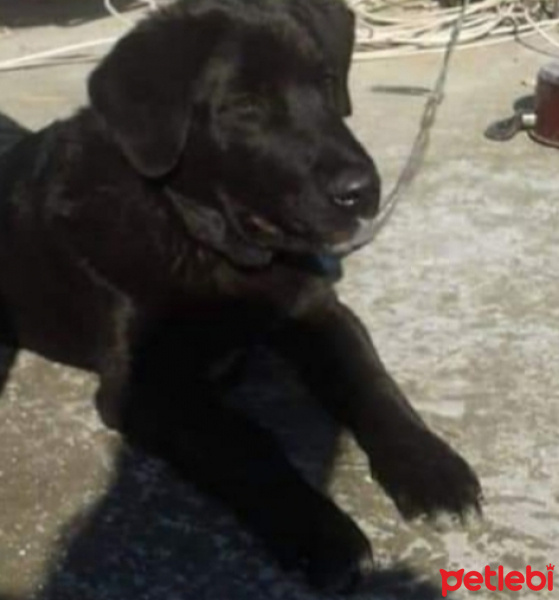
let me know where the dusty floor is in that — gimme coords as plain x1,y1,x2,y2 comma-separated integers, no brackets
0,3,558,599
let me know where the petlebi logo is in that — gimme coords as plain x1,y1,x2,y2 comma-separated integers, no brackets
440,563,554,597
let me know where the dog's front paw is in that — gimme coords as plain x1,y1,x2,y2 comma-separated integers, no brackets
303,506,374,593
267,499,374,593
369,431,482,522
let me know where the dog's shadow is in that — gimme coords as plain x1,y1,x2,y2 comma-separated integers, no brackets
17,352,438,600
35,350,343,600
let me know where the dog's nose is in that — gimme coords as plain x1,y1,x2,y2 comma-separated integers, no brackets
330,170,380,215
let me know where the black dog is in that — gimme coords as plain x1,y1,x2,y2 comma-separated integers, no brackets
0,0,481,592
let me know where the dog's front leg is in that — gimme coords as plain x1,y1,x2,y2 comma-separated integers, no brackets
272,296,482,521
96,328,374,592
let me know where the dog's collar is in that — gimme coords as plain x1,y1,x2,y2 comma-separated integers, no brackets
279,251,343,281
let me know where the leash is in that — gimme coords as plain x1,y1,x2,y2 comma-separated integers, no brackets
333,0,470,254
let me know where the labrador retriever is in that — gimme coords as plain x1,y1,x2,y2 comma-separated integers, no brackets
0,0,482,592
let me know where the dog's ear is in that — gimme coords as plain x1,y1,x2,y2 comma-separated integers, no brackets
89,8,228,178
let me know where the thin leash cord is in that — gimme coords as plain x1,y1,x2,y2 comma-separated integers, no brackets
367,0,470,241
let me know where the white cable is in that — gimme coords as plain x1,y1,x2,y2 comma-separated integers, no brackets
0,0,157,73
352,0,559,58
353,25,556,60
353,0,540,42
356,17,559,53
104,0,134,26
0,38,117,72
523,9,559,50
0,0,558,71
140,0,160,9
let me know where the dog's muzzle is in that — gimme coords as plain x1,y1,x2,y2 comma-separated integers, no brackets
163,186,379,266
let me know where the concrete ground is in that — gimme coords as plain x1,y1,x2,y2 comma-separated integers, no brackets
0,4,558,599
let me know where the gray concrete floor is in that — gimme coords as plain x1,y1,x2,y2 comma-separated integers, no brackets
0,5,558,599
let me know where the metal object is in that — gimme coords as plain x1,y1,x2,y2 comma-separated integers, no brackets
486,61,559,147
485,111,536,141
529,62,559,148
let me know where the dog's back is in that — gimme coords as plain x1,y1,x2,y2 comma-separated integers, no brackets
0,121,125,368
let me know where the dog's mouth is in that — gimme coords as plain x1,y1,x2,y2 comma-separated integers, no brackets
163,185,374,268
235,207,284,241
217,188,368,255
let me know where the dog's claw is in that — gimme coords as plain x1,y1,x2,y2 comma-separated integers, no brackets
368,431,482,524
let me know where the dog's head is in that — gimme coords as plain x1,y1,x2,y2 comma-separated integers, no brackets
89,0,380,267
